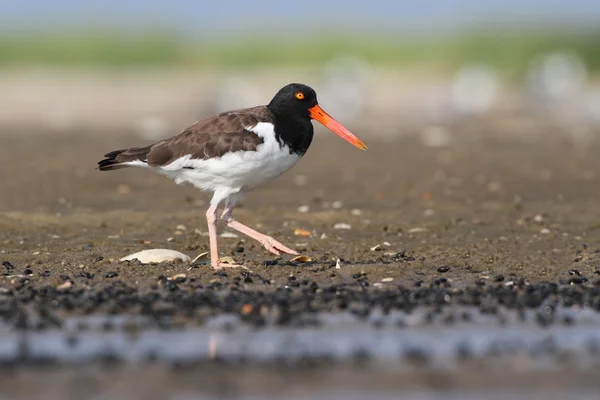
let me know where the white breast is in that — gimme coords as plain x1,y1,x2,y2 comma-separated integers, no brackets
156,122,301,203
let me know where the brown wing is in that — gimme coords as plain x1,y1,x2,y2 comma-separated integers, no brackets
146,106,274,167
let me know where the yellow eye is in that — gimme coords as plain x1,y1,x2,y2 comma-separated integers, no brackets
295,92,305,100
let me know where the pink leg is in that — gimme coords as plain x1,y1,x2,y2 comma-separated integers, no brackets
205,205,246,270
221,205,298,256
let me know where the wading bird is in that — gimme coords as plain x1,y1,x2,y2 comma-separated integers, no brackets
98,83,367,269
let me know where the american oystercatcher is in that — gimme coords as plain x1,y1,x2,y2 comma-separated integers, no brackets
98,83,367,269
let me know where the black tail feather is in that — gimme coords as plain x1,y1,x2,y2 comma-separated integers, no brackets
97,146,151,171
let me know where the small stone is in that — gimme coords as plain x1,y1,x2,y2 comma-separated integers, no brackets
174,231,183,236
408,227,428,234
423,209,435,217
320,233,327,239
107,235,120,239
57,281,72,290
335,258,342,269
381,277,394,283
294,228,311,237
332,201,343,209
297,205,310,213
370,244,381,251
168,273,187,283
2,261,14,271
540,228,551,235
176,224,187,231
534,214,544,223
167,237,174,242
351,209,362,216
105,272,118,278
334,223,352,230
437,266,450,273
220,232,239,238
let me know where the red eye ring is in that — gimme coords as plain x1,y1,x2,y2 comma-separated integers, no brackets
295,92,305,100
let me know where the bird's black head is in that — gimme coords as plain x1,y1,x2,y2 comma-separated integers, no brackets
267,83,318,120
267,82,368,151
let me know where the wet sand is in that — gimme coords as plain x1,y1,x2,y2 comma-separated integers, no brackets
1,119,600,398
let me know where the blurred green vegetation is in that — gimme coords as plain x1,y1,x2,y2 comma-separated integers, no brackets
1,29,599,78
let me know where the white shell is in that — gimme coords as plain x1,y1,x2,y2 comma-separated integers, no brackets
120,249,191,264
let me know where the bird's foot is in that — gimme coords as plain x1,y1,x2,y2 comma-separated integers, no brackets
259,236,299,256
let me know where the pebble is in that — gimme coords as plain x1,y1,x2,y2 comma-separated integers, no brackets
2,261,14,271
57,281,72,290
335,258,342,269
334,223,352,230
332,201,343,209
381,278,394,283
351,209,362,216
540,228,551,235
408,227,428,234
176,224,187,231
120,249,192,264
297,205,310,213
438,266,450,273
370,244,381,251
220,232,239,238
168,273,187,282
294,228,311,237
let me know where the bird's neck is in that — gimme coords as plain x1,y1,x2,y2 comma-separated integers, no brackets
268,108,313,156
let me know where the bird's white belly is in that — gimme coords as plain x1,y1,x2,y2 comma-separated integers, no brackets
159,146,300,192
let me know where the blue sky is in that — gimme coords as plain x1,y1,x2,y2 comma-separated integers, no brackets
2,0,600,37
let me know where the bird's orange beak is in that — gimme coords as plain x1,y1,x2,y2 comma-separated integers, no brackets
309,104,367,151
